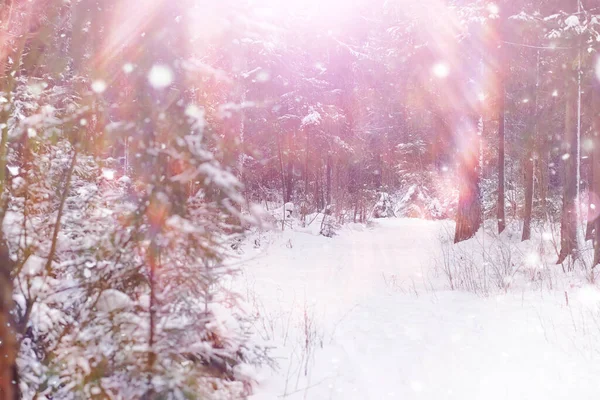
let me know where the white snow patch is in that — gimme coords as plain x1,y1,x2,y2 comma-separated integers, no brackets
7,165,19,176
97,289,133,313
12,176,25,192
240,219,600,400
576,285,600,309
23,255,45,276
301,109,321,128
118,175,131,184
565,15,580,28
102,168,115,180
185,104,206,134
165,215,204,234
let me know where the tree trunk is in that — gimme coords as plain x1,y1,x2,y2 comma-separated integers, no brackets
496,6,507,234
586,95,595,242
586,148,595,241
326,153,332,206
591,85,600,266
497,63,506,234
284,130,294,203
522,151,534,241
557,68,579,264
276,132,287,230
538,96,556,218
522,51,539,241
0,236,18,400
0,61,18,399
304,129,309,199
454,115,482,243
315,158,321,210
285,156,293,203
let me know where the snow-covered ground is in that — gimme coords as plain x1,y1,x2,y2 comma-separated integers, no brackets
237,218,600,399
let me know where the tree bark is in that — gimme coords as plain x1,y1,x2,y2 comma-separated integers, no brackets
591,84,600,266
538,97,556,218
0,236,18,400
495,5,507,234
497,55,506,234
586,123,595,241
522,150,534,241
522,51,539,241
285,155,293,203
0,47,19,399
276,131,287,230
557,67,579,264
304,129,309,199
454,115,482,243
326,153,332,206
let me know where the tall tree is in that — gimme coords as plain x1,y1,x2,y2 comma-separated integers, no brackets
0,243,17,400
454,115,483,243
522,51,540,241
454,21,484,243
591,77,600,265
557,4,581,264
496,3,507,234
557,64,579,263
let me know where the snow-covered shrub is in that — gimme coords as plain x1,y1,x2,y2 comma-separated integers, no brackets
5,136,268,399
395,177,457,220
371,192,396,218
319,212,339,237
435,221,559,295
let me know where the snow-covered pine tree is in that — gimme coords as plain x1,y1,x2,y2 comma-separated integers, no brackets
0,1,268,398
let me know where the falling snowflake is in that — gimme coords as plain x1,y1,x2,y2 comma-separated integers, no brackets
123,63,134,74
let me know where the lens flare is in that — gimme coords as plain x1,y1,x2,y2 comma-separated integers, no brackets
432,62,450,78
148,64,174,89
91,80,107,93
487,3,499,15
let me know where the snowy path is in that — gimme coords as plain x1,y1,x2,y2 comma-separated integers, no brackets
241,219,600,400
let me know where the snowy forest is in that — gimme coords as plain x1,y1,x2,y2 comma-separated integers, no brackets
2,0,600,399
